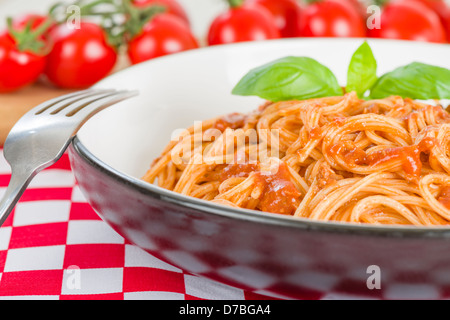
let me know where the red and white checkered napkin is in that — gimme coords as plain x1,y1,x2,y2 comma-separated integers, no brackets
0,150,277,300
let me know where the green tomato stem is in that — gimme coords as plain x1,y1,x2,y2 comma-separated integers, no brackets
6,16,53,54
227,0,244,8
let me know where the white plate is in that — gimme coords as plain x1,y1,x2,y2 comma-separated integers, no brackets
74,38,450,179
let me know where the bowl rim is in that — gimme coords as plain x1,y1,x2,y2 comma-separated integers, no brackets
74,38,450,238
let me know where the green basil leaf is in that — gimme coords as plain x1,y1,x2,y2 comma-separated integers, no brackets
232,56,343,102
370,62,450,100
346,41,377,98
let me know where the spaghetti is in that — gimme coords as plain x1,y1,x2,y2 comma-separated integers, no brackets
143,92,450,226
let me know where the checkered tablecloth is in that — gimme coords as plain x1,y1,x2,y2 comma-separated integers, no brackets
0,150,277,300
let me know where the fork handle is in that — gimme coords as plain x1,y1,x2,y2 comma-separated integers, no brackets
0,168,36,227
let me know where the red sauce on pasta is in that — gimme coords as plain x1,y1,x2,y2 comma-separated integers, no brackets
221,162,301,215
309,126,323,139
329,137,436,181
214,113,247,132
368,145,421,180
438,186,450,209
329,141,367,166
257,163,301,215
367,137,435,180
221,163,259,181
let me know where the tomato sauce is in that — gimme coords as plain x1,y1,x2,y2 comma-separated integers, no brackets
329,137,436,181
329,141,368,166
214,113,247,132
220,163,259,181
309,126,323,139
257,163,301,215
220,161,301,215
367,137,435,180
368,145,421,180
438,186,450,210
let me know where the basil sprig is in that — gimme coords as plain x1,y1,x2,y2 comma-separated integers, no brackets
370,62,450,100
232,56,343,102
346,41,378,99
232,41,450,101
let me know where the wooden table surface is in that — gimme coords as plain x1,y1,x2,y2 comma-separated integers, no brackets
0,83,75,147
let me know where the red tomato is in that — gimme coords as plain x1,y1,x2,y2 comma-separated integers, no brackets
132,0,190,26
207,4,280,45
13,14,48,30
415,0,450,41
346,0,368,18
45,22,118,89
446,15,450,42
245,0,303,37
127,14,198,64
0,32,47,92
414,0,450,25
298,0,366,38
368,0,446,43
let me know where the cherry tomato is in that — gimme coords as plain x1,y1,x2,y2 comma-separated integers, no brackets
346,0,368,18
245,0,303,38
132,0,190,26
298,0,366,38
367,0,446,43
127,14,198,64
0,14,52,93
414,0,450,25
415,0,450,41
446,15,450,42
0,32,47,92
44,22,117,89
207,3,280,45
13,14,48,31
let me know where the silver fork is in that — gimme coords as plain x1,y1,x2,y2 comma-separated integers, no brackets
0,89,138,227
